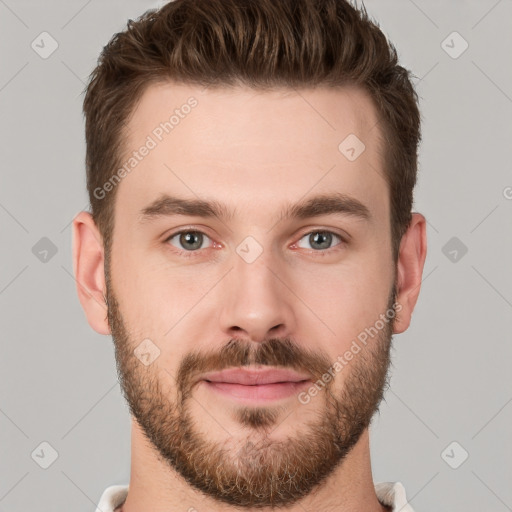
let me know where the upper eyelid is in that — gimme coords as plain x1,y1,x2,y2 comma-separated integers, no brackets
164,228,214,243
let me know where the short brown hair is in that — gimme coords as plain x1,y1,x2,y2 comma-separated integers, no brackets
83,0,421,264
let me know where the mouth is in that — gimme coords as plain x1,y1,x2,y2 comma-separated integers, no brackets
198,367,312,402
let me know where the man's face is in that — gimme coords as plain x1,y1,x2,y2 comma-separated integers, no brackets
106,82,398,507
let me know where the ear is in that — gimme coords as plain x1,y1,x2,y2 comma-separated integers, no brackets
72,211,111,335
393,212,427,334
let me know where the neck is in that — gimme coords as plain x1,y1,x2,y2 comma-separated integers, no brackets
118,420,389,512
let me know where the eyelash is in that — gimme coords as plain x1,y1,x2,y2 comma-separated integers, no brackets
163,228,347,258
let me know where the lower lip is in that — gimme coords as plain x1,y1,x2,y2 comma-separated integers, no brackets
203,380,311,402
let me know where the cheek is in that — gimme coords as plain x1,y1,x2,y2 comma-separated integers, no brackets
111,244,214,339
109,244,171,334
295,254,392,348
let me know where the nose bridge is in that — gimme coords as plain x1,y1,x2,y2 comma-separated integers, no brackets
218,236,295,342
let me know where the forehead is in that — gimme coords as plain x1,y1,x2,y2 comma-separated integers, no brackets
115,81,387,225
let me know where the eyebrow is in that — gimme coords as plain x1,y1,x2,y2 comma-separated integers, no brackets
138,192,371,224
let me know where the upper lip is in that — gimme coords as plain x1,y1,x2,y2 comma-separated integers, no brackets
200,367,311,385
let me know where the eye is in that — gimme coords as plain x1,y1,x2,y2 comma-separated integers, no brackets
165,230,213,253
163,228,345,257
295,230,344,251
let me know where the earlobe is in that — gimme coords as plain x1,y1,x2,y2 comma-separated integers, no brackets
393,212,427,334
72,211,111,335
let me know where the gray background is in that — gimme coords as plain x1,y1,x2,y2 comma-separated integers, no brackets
1,0,511,510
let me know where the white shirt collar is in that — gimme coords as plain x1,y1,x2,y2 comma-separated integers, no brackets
95,481,415,512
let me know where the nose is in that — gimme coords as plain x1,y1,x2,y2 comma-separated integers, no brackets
218,246,297,343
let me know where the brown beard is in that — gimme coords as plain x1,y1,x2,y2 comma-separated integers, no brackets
106,279,397,508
